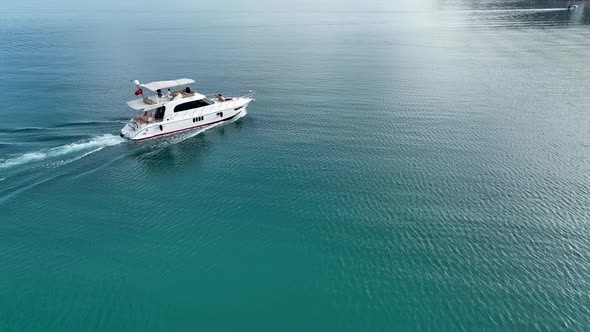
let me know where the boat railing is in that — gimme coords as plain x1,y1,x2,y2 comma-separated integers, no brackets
208,97,251,113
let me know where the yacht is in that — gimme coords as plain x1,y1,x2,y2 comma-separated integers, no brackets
121,78,253,140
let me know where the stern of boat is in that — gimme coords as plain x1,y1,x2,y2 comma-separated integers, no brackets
120,120,139,139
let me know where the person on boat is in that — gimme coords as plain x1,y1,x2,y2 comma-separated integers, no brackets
143,96,156,105
166,88,172,99
157,89,163,99
185,87,192,94
217,93,233,101
135,111,149,124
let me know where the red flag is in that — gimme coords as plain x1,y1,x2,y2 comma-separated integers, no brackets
134,88,143,96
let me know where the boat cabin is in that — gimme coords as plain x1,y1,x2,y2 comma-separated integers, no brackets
126,78,214,125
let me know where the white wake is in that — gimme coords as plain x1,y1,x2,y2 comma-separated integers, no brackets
1,111,248,170
0,134,125,169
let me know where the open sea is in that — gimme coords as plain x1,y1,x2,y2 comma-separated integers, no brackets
1,0,589,330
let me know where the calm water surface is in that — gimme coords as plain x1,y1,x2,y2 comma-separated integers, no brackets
1,0,589,330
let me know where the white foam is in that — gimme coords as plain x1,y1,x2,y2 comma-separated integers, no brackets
0,152,47,169
0,134,125,169
52,134,124,157
49,147,106,167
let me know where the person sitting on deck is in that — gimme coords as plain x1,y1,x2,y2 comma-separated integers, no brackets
135,111,150,124
143,96,156,105
157,89,163,99
177,86,194,97
170,87,191,98
166,89,172,99
217,93,233,101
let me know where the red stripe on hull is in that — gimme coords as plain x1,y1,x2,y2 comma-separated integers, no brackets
134,112,241,141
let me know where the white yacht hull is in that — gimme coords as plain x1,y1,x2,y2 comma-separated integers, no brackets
121,97,251,140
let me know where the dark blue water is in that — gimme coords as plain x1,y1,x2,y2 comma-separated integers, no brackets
1,0,589,330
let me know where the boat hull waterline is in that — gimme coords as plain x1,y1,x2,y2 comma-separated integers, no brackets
123,110,244,140
121,79,253,141
121,98,251,140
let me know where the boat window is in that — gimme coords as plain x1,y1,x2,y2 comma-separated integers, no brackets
174,99,212,113
155,106,165,120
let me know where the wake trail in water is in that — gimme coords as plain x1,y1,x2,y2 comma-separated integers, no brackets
1,110,248,174
0,134,125,170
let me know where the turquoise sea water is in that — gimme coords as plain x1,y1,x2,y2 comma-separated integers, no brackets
1,0,590,330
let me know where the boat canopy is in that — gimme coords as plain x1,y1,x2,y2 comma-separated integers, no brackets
139,78,195,92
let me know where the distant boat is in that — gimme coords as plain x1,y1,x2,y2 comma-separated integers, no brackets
121,78,254,140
